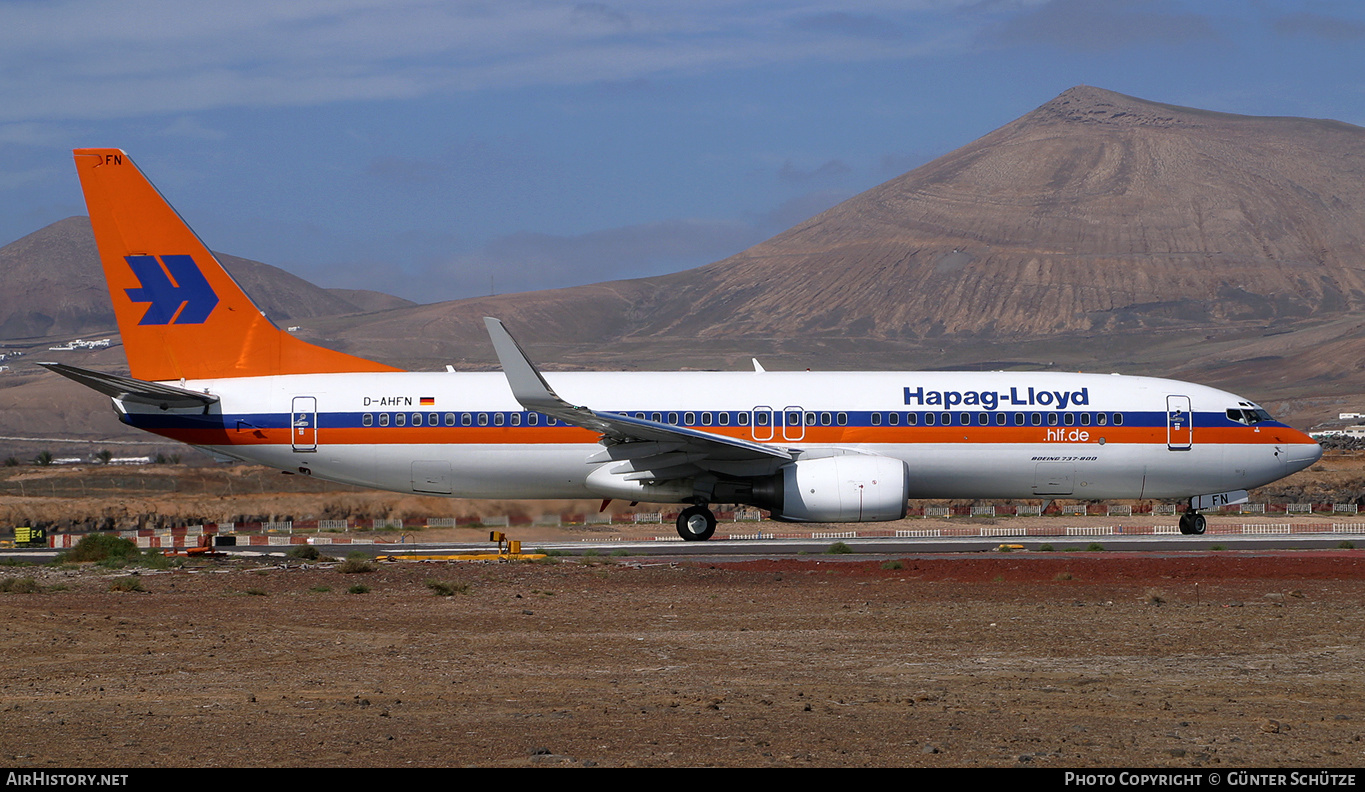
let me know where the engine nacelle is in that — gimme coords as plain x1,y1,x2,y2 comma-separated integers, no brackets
754,454,908,523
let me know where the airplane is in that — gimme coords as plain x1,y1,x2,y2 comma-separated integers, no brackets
42,148,1323,541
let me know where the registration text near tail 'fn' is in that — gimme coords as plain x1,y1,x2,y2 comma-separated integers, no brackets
45,149,1322,540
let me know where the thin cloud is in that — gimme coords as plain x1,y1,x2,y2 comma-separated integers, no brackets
1273,12,1365,41
791,12,903,40
0,1,972,123
463,217,763,293
778,159,854,184
981,0,1219,52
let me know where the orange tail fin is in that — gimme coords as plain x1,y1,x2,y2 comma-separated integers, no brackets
73,149,400,381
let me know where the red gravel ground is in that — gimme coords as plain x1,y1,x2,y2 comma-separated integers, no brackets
1,549,1363,767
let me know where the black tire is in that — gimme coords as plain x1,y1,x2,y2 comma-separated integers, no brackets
676,505,717,541
1179,512,1207,535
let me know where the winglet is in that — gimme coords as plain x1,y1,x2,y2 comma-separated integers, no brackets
484,317,793,461
483,317,575,413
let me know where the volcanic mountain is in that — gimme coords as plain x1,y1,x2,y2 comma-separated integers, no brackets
320,86,1365,389
5,86,1365,440
0,217,413,339
657,85,1365,340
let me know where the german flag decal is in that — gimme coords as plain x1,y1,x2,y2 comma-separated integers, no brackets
420,397,435,406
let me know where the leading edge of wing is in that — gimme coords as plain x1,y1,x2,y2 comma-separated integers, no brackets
482,317,791,462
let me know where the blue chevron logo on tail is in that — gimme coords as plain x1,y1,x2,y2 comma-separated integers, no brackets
124,255,219,325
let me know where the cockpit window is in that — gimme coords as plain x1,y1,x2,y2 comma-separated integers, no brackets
1227,408,1273,425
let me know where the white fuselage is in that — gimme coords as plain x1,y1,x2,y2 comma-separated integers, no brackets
115,369,1322,506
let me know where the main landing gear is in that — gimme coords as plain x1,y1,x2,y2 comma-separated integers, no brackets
1178,510,1207,535
676,505,717,541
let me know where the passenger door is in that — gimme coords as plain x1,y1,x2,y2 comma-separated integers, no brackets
1167,395,1192,450
291,396,317,452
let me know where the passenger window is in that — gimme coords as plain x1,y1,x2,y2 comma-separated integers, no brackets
430,413,439,426
738,413,750,426
1030,413,1041,426
651,412,663,423
445,413,455,426
395,413,406,427
820,412,832,426
684,412,696,425
888,413,899,426
755,412,769,427
511,414,521,426
1047,413,1059,426
836,412,848,426
379,413,389,427
1080,413,1091,426
994,412,1005,426
529,413,539,426
478,413,488,426
494,413,504,426
906,413,917,426
1063,412,1074,426
925,412,936,426
1014,413,1024,426
871,413,882,426
363,413,373,427
702,412,713,426
1097,413,1108,426
1113,413,1124,426
805,412,816,426
461,413,472,426
412,413,423,427
719,413,730,426
941,412,951,425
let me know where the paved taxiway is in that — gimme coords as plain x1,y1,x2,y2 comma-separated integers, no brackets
7,530,1362,563
265,531,1365,558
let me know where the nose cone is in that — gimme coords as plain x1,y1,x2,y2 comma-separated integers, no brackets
1283,428,1323,475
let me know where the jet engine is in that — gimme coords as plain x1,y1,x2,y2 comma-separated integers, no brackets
751,454,908,523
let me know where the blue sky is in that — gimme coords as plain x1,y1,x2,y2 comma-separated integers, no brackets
2,0,1363,304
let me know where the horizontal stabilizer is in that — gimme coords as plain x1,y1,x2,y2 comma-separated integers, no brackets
39,362,219,410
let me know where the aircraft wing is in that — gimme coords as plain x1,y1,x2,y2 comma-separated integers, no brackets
483,317,792,465
39,362,219,410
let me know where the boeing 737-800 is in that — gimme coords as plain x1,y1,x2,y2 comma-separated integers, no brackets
43,149,1322,540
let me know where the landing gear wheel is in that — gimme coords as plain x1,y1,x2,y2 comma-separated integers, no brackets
1179,512,1207,535
676,505,717,541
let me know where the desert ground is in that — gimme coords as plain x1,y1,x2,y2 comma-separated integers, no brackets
2,448,1364,768
1,547,1363,768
